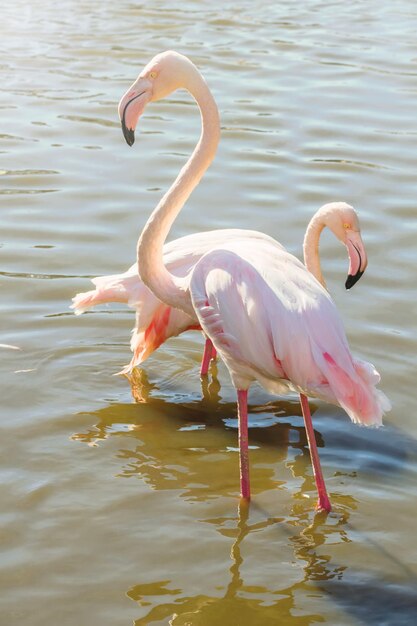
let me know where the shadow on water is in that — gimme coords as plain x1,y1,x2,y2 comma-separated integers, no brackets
71,368,417,625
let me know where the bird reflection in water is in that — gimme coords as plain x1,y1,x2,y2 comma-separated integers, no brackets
126,500,358,625
128,363,222,406
73,366,326,502
71,371,416,625
126,499,417,626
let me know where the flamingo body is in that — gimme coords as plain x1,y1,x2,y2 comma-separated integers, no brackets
189,239,389,427
72,229,278,373
111,50,390,510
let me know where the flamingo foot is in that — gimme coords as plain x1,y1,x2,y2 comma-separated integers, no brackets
200,338,217,376
237,389,251,500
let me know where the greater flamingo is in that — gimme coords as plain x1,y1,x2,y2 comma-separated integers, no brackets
71,229,277,375
71,218,363,376
117,51,390,512
73,64,363,379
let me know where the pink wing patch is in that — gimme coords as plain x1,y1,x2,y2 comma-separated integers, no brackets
322,351,380,425
119,306,172,375
144,306,171,347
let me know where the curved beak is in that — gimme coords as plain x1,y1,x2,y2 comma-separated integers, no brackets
345,230,368,289
118,79,152,147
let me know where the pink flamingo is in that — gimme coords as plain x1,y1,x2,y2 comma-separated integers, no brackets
72,72,366,383
119,51,391,512
71,229,277,375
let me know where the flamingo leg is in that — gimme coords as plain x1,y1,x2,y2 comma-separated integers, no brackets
299,393,331,512
200,337,217,376
237,389,251,500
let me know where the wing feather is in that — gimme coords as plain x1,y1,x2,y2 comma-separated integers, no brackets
190,244,389,425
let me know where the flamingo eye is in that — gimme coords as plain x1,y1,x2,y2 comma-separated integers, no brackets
343,223,351,229
149,71,157,79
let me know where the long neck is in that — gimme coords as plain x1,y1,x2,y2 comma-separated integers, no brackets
137,68,220,314
303,214,326,288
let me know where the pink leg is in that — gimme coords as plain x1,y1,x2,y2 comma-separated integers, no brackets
299,393,331,512
200,338,217,376
237,389,250,500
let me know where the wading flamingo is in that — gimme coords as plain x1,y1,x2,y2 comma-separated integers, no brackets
71,213,363,376
73,68,364,379
71,229,278,375
117,51,390,512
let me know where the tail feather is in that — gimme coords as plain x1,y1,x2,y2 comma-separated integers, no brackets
71,289,103,315
317,351,390,426
71,282,132,315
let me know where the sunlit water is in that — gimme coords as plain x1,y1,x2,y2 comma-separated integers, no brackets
1,1,417,625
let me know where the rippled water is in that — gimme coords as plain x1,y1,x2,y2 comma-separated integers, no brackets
1,1,417,624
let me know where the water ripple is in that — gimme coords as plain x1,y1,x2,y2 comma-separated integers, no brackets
1,1,416,624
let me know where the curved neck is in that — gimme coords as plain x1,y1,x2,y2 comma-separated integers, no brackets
137,67,220,314
303,214,326,288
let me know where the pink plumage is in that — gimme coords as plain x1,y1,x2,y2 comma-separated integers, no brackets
71,229,275,373
190,242,389,428
74,50,391,512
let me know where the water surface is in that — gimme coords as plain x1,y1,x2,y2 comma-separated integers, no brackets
1,1,417,625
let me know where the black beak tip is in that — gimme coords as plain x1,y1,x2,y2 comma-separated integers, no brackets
121,122,135,147
345,270,364,290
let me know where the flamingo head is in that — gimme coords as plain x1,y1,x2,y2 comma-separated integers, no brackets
319,202,368,289
118,51,193,146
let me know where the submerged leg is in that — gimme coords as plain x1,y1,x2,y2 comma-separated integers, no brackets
237,389,250,500
299,393,331,512
200,337,217,376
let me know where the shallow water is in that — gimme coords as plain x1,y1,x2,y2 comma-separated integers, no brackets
1,1,417,624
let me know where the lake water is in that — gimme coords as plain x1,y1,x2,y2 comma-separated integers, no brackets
1,1,417,624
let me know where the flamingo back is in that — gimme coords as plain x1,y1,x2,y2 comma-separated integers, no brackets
190,241,390,426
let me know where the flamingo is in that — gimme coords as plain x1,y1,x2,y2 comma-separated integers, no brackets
72,80,364,380
71,229,278,375
116,51,390,512
70,217,363,376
